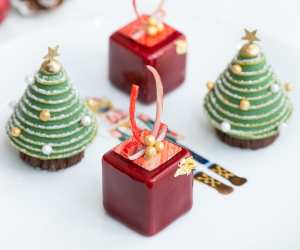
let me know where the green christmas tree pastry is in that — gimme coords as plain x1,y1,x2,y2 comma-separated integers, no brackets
204,29,293,149
6,46,97,170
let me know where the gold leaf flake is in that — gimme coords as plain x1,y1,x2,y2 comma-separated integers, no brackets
174,157,196,178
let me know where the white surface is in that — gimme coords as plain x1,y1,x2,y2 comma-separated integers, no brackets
0,1,300,250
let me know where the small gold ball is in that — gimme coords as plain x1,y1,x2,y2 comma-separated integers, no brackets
207,81,215,91
155,141,164,153
145,146,157,159
147,25,158,37
41,60,61,74
144,135,156,146
40,110,51,122
48,61,61,73
284,82,294,92
156,22,165,32
11,127,21,137
240,43,260,57
240,99,250,111
231,64,242,75
148,16,158,26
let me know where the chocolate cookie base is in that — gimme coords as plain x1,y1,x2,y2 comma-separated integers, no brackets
19,151,84,171
216,130,279,150
27,0,63,11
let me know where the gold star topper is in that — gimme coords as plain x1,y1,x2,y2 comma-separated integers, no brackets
43,45,60,62
242,29,260,44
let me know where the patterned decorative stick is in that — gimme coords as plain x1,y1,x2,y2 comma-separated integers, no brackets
208,164,247,186
194,172,234,195
137,114,247,186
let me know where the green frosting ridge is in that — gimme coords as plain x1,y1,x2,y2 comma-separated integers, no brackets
6,67,97,160
204,44,293,140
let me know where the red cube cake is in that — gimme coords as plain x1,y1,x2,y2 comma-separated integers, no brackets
0,0,10,23
102,66,194,236
109,16,187,104
102,141,193,236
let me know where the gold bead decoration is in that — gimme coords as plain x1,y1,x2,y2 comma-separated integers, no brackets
147,16,158,26
11,127,21,137
284,82,294,92
40,110,51,122
42,60,61,74
231,64,242,75
155,141,164,153
156,22,165,32
145,146,157,159
144,135,156,146
207,81,214,91
240,99,250,111
147,25,158,37
239,43,260,57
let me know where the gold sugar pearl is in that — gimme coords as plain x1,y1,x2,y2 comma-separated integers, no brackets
148,17,158,26
240,99,250,111
144,135,156,146
40,110,51,122
284,82,294,92
155,141,164,153
207,81,215,91
145,146,157,159
146,25,158,37
231,64,242,75
240,43,260,57
11,127,21,137
156,22,165,32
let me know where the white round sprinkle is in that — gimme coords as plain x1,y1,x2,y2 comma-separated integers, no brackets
270,84,280,93
42,144,53,155
38,0,60,8
221,121,231,133
278,122,288,132
25,75,35,85
81,116,92,127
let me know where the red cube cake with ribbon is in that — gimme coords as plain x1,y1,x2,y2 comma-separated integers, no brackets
109,0,187,104
102,66,195,236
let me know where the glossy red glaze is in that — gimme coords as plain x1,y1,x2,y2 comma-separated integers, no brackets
0,0,9,23
102,148,193,236
109,21,187,104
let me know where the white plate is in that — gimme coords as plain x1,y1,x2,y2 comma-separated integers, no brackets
0,18,299,250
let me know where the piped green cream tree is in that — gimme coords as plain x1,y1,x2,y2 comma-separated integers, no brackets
204,29,293,149
6,46,97,170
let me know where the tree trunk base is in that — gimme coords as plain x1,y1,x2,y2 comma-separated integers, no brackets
215,130,279,150
19,151,84,171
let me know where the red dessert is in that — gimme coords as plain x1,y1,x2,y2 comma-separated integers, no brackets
109,3,187,104
0,0,10,23
102,66,194,235
103,146,192,236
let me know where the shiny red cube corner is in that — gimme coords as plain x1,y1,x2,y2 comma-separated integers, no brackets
102,148,193,236
108,18,187,104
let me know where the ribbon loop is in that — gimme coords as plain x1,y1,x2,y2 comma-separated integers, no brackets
132,0,165,24
126,65,167,160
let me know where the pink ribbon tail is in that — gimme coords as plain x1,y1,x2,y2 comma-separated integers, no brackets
156,124,168,142
128,149,146,161
146,65,164,138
